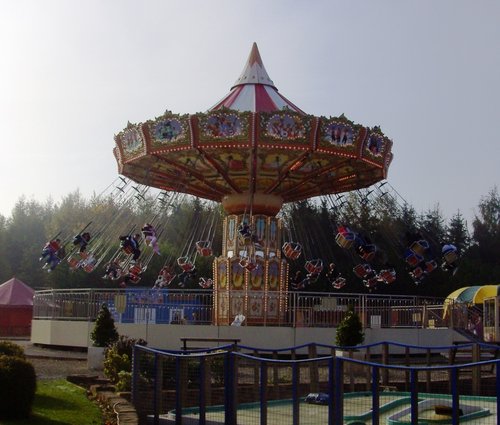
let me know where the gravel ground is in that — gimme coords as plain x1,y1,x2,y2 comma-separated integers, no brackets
30,356,94,380
2,339,103,380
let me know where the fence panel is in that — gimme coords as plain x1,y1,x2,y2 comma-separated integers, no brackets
133,342,500,424
33,288,449,329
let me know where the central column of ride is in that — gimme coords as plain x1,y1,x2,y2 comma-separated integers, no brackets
213,193,289,325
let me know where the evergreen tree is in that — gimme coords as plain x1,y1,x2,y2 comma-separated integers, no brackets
335,305,364,347
446,211,470,253
462,187,500,283
419,205,446,247
471,187,500,263
0,216,12,281
90,303,119,347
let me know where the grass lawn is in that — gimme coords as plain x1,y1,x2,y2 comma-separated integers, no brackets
0,379,104,425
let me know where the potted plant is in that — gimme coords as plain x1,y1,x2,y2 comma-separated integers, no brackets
88,303,119,370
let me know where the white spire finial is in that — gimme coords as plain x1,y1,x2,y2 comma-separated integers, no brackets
232,43,276,90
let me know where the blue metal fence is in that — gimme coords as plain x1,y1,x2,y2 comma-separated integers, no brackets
132,341,500,424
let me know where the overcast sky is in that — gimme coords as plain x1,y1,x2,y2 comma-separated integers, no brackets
1,0,499,226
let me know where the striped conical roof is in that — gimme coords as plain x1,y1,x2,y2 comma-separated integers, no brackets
209,43,305,114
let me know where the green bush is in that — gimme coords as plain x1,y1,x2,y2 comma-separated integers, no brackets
116,371,132,392
90,303,119,347
0,341,26,359
0,355,37,420
335,305,364,347
104,349,130,384
110,335,147,358
104,335,147,384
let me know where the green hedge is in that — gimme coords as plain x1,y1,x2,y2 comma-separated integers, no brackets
0,354,37,419
0,341,26,359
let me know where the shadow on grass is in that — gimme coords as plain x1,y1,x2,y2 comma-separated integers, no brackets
34,393,80,411
26,415,72,425
0,412,72,425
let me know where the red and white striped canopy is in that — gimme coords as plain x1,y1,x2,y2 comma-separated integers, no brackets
209,43,305,114
114,43,393,211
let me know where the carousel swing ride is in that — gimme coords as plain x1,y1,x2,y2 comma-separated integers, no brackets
111,43,395,325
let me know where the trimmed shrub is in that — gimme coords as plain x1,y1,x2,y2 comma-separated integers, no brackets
335,305,364,347
0,341,26,359
90,303,119,347
0,355,37,420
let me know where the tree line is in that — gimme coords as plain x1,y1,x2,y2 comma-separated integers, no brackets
0,186,498,298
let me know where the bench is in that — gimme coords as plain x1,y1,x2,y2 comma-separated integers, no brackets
180,337,241,351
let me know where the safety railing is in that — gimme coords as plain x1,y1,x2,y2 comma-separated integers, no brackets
133,341,500,425
33,288,451,329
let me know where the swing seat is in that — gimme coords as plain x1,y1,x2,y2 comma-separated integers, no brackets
246,263,259,272
196,241,213,257
157,266,177,286
332,277,346,290
128,274,141,284
409,240,429,256
83,264,95,273
155,273,176,288
424,260,437,273
282,242,302,260
335,232,355,249
307,273,319,284
111,269,123,281
364,277,378,289
129,264,143,275
378,269,396,284
239,257,258,271
67,256,80,270
160,266,174,275
177,257,194,272
353,263,372,279
337,225,352,235
443,250,458,264
411,266,424,279
122,245,134,255
357,244,376,262
199,278,213,288
404,249,423,267
180,263,194,272
305,259,323,274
